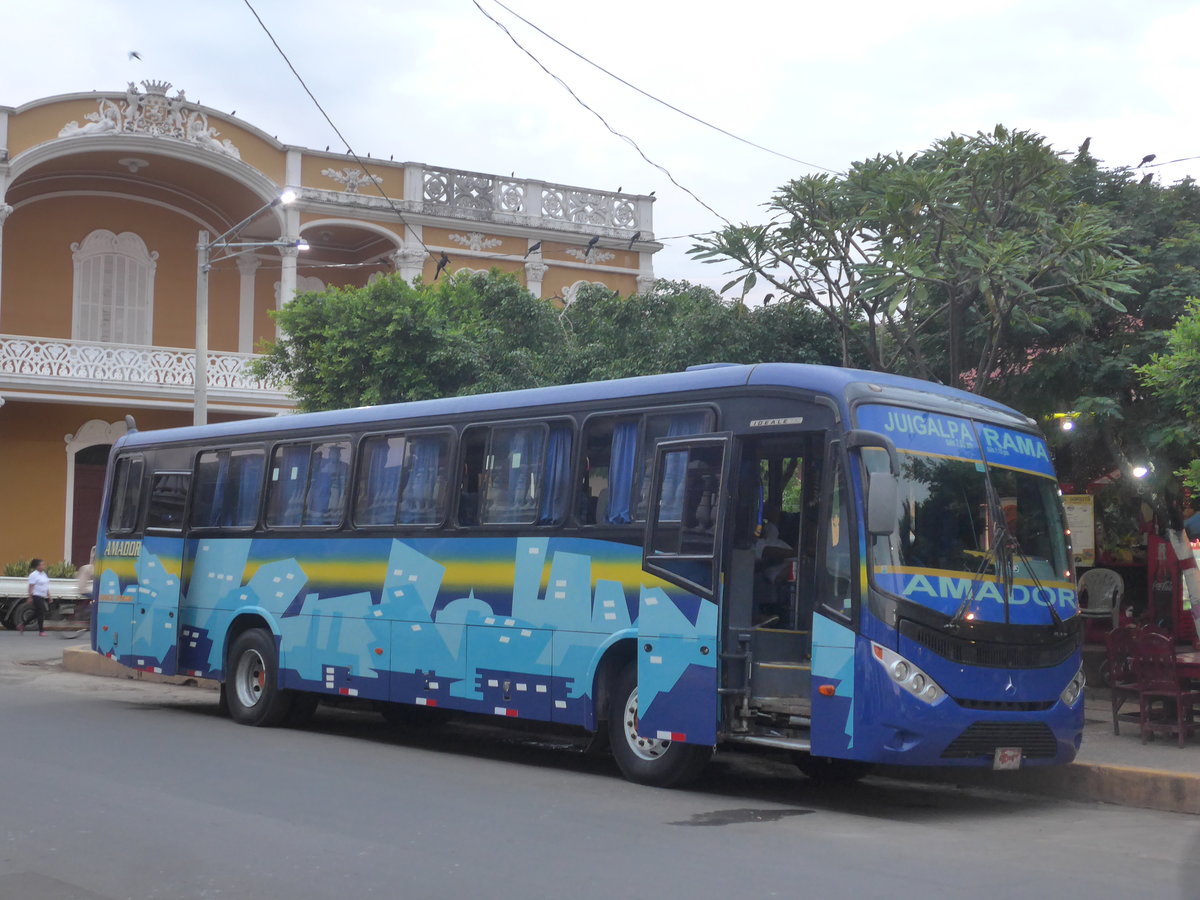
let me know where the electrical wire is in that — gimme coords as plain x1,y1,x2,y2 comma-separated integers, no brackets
472,0,731,226
488,0,840,175
240,0,432,256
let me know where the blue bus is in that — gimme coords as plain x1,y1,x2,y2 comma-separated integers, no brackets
92,363,1083,786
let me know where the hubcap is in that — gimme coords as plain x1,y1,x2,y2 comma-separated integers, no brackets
235,648,267,709
622,686,670,761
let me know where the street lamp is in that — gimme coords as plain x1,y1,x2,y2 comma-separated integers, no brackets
194,190,306,426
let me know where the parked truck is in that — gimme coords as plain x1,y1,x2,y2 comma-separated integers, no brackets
0,576,89,630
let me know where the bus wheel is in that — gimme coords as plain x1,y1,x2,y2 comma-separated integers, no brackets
793,753,873,784
226,629,293,727
607,663,710,787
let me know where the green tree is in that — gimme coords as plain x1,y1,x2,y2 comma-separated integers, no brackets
1138,297,1200,492
252,270,566,411
689,126,1140,393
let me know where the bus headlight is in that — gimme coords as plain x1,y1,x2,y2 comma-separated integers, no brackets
1060,667,1085,707
872,643,944,706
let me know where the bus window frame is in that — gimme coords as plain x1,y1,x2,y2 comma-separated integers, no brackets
143,470,193,535
351,426,456,531
264,435,355,531
107,453,146,536
575,404,718,529
455,417,576,530
188,444,268,533
815,440,859,628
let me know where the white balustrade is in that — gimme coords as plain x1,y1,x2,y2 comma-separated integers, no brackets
0,335,289,401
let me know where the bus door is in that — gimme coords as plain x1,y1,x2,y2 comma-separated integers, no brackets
640,434,731,746
126,471,189,676
728,433,826,718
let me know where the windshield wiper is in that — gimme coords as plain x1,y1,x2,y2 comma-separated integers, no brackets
984,475,1065,633
945,542,997,633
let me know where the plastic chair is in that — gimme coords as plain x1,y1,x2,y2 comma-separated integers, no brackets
1132,631,1200,747
1104,625,1140,735
1078,568,1123,629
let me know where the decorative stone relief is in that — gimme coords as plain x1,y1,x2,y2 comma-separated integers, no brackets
58,81,241,159
565,247,615,264
562,280,607,306
320,167,382,194
0,204,12,226
637,273,657,295
448,232,502,252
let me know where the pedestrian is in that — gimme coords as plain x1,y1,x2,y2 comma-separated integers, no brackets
24,558,50,636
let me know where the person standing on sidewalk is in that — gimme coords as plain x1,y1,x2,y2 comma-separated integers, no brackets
24,558,50,636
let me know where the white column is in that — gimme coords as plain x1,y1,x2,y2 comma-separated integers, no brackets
525,261,548,298
276,245,299,338
391,241,427,283
236,253,261,353
0,203,11,325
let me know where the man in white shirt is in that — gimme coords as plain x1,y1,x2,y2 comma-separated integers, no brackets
25,558,50,636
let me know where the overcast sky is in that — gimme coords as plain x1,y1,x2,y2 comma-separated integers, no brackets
4,0,1198,300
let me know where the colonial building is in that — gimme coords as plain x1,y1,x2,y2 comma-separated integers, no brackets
0,81,658,567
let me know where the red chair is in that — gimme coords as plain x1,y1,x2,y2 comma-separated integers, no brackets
1104,626,1140,735
1132,631,1200,747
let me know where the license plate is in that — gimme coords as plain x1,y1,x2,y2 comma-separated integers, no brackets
993,747,1023,770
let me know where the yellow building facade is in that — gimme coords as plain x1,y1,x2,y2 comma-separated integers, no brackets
0,81,659,568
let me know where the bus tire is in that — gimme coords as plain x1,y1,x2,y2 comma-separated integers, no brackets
793,753,873,784
226,628,293,727
607,662,710,787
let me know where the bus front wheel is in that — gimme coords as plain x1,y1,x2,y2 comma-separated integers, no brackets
607,662,710,787
226,628,293,727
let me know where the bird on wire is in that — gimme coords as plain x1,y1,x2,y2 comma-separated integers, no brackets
1140,173,1154,185
434,252,450,280
585,235,600,256
1077,137,1091,155
763,293,775,305
128,50,142,61
1138,153,1156,167
524,241,542,259
627,231,641,249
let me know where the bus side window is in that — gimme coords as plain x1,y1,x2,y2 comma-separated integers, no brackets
481,425,546,525
108,455,145,534
145,472,191,531
266,441,350,528
191,448,265,529
821,457,853,617
458,427,488,526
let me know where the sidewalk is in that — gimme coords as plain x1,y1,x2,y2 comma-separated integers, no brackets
59,644,1200,815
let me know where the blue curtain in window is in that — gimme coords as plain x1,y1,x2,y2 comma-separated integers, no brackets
304,445,346,525
657,413,709,521
538,426,571,524
607,422,639,524
399,438,442,524
276,444,311,526
209,452,231,527
233,454,264,527
357,438,395,525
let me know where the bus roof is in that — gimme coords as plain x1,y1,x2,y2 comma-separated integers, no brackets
119,363,1031,449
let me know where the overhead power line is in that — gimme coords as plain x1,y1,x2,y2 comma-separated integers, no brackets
472,0,731,226
489,0,840,175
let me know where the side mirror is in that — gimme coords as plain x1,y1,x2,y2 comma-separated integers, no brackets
867,471,899,536
845,429,898,475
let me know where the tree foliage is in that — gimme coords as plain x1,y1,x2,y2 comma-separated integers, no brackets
689,126,1141,394
253,272,846,412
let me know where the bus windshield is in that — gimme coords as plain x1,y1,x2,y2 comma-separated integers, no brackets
857,404,1073,624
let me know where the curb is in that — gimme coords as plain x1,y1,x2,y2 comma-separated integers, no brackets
878,761,1200,816
61,644,219,691
59,646,1199,814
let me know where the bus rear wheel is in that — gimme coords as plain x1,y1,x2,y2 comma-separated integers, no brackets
226,628,293,727
607,662,710,787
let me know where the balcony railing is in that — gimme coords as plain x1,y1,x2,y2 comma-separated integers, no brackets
0,335,291,408
301,164,653,239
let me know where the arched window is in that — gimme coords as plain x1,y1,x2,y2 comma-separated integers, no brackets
71,230,158,344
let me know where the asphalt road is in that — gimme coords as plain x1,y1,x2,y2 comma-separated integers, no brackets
1,632,1198,900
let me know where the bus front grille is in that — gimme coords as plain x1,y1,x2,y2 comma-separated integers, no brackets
899,619,1078,669
940,722,1058,759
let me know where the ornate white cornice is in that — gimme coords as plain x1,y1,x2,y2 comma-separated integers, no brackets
448,232,502,252
57,80,240,159
0,203,12,225
320,167,382,194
